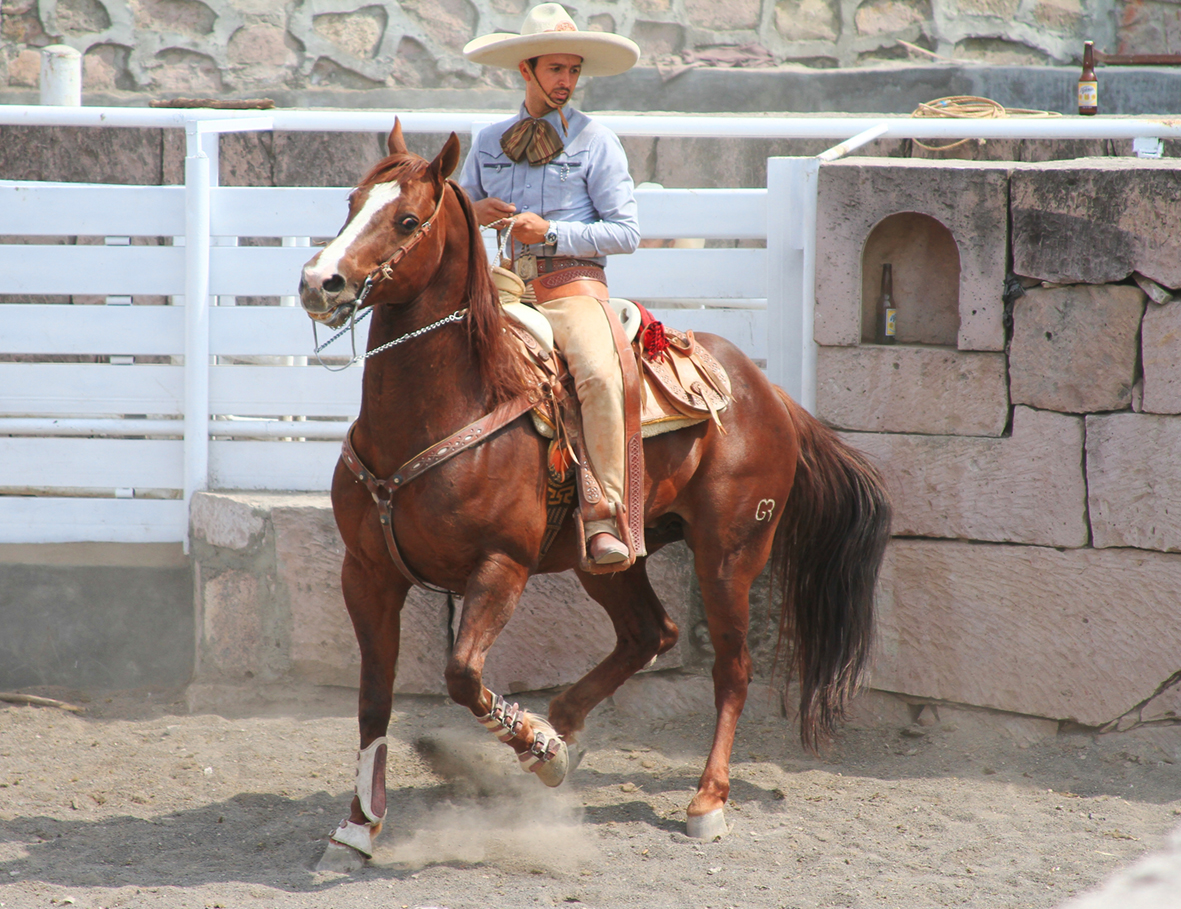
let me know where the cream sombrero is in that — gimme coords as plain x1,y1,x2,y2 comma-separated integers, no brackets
463,3,640,78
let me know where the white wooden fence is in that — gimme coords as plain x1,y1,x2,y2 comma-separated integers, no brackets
0,114,814,545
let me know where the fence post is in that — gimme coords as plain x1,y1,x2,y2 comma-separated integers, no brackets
765,157,818,412
183,120,212,547
39,45,81,107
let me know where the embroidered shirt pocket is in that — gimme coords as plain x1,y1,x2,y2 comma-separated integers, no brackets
480,155,514,201
544,154,585,214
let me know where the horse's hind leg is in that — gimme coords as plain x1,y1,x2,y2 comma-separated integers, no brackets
547,562,678,742
684,527,778,840
318,551,409,872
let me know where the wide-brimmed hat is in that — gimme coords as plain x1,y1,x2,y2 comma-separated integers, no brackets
463,3,640,77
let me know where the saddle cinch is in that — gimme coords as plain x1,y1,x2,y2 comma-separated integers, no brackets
492,266,733,574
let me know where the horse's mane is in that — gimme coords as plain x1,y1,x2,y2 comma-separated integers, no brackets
359,153,529,407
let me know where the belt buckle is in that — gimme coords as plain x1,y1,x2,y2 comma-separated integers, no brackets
516,253,538,282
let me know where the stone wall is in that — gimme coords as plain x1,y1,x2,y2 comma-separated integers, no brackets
1,0,1176,107
815,154,1181,747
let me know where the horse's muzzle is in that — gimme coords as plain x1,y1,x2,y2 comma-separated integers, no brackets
300,276,357,329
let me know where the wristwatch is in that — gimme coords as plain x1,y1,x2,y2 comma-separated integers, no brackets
543,223,558,247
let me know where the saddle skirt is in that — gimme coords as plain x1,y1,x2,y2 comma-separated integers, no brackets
492,266,733,440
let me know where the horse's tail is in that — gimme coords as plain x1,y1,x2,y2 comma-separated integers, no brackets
770,387,892,752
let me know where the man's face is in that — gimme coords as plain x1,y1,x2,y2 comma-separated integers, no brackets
521,53,583,107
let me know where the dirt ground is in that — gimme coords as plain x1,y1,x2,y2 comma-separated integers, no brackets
1,682,1179,909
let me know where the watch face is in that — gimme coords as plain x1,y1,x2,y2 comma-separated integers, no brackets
545,227,557,246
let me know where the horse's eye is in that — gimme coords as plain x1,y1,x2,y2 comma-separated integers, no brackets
399,215,419,230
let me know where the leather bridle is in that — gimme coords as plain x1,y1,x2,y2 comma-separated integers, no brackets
353,178,452,310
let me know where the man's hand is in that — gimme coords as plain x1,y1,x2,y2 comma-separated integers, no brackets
509,211,549,245
473,196,516,227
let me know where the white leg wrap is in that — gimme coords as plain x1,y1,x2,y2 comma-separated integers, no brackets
330,818,375,857
355,736,388,824
477,693,525,744
477,690,570,788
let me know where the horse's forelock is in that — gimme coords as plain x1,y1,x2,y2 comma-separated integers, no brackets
357,153,427,192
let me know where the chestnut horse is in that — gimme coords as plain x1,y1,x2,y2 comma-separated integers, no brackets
299,122,891,871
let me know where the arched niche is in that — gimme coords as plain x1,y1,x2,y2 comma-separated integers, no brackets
860,212,961,346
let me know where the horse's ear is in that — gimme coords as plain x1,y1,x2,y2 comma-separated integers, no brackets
387,119,408,156
429,132,461,181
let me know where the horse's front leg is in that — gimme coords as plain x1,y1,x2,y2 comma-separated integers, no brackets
447,556,571,787
317,550,410,872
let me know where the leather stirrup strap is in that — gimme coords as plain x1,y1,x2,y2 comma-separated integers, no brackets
595,297,646,561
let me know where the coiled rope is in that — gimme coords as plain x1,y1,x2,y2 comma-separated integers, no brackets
910,95,1061,152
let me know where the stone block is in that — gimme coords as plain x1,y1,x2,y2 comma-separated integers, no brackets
199,568,266,679
854,0,928,35
1141,300,1181,415
816,158,1010,351
1011,157,1181,287
191,491,265,551
686,0,761,29
873,539,1181,726
936,704,1059,747
190,492,694,698
271,499,451,694
1140,678,1181,725
473,543,691,695
8,49,40,87
612,673,781,720
846,688,914,729
272,130,387,188
0,126,164,184
1009,284,1145,414
774,0,840,41
1087,413,1181,553
848,406,1088,547
816,344,1008,436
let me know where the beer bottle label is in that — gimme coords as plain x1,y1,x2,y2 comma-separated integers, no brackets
885,308,897,337
1078,81,1097,107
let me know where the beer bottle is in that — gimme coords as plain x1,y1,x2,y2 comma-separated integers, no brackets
877,263,896,345
1078,41,1098,116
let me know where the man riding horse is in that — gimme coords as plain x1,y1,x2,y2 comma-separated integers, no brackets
458,3,641,569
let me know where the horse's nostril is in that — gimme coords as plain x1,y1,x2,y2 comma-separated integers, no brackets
323,274,346,294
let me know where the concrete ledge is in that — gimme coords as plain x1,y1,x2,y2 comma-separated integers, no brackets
190,491,691,697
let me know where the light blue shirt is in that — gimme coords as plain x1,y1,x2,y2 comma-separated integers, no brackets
458,105,640,266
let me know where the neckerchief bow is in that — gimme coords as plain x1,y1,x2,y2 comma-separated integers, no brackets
500,115,564,166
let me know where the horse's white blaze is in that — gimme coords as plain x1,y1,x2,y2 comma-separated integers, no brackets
307,182,403,284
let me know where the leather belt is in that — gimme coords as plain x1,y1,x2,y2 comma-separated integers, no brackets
514,254,604,284
536,256,601,275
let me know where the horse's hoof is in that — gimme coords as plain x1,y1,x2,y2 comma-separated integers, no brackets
316,841,367,873
522,714,569,788
686,807,729,841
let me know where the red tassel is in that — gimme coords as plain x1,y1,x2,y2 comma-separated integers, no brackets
641,321,670,362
